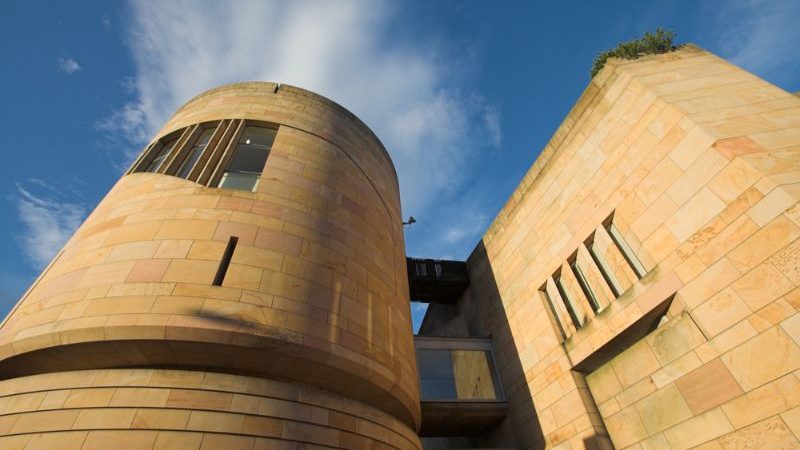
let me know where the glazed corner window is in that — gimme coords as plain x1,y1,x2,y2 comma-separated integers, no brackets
177,127,215,179
218,126,276,191
144,136,179,173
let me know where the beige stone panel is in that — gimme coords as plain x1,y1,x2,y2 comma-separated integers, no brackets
707,158,764,203
154,240,193,259
721,326,800,391
662,407,733,450
717,416,799,449
633,385,692,436
23,432,89,450
103,221,161,247
679,257,741,309
650,351,701,388
747,185,800,227
231,245,283,272
125,259,171,283
666,148,728,206
712,136,766,161
696,213,760,265
82,430,158,450
152,431,203,450
610,340,660,389
105,241,161,263
155,219,218,240
9,410,80,434
646,313,706,365
199,434,255,450
586,357,623,405
667,125,716,170
675,358,743,414
73,408,137,429
722,376,793,429
692,287,751,338
77,260,136,289
162,259,219,284
63,388,115,408
749,298,796,332
132,409,191,429
749,126,800,150
665,187,726,243
186,240,226,260
770,236,800,286
731,262,794,311
631,194,679,242
615,377,657,410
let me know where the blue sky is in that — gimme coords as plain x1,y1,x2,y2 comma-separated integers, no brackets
1,0,799,331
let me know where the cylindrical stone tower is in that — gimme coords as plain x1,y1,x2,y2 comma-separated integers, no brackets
0,82,421,449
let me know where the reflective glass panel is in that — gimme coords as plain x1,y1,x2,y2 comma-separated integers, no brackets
178,128,215,179
144,137,178,173
417,348,502,400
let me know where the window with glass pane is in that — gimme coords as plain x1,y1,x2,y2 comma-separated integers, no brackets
417,348,502,400
177,128,215,179
144,137,178,173
218,126,276,191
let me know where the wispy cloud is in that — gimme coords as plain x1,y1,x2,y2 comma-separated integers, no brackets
108,0,500,221
57,57,81,75
712,0,800,86
14,182,86,269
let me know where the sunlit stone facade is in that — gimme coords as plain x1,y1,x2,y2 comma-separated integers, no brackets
2,45,800,450
0,83,421,450
420,45,800,449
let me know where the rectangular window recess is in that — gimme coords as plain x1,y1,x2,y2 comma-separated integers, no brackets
606,222,647,278
570,259,601,312
555,276,583,329
587,240,623,297
540,286,568,342
213,236,239,286
573,294,674,373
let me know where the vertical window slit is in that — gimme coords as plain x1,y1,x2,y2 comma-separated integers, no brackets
570,258,601,312
555,275,583,329
586,237,622,298
606,222,647,278
213,236,239,286
540,285,567,342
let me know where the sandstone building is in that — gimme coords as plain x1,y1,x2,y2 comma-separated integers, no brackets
0,45,799,449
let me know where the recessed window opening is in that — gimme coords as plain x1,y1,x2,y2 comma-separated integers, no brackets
178,127,215,179
605,220,647,278
213,236,239,286
569,256,601,313
144,136,179,173
587,236,623,297
554,272,583,329
218,126,276,192
540,285,568,341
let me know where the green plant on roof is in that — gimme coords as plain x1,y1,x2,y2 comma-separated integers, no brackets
591,28,679,78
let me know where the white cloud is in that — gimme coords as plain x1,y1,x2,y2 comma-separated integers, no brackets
110,0,500,219
14,183,86,269
712,0,800,84
57,57,81,75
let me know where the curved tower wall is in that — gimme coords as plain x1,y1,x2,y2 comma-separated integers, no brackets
0,82,420,449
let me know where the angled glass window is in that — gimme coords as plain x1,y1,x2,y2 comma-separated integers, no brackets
218,126,276,191
177,127,215,179
143,136,179,173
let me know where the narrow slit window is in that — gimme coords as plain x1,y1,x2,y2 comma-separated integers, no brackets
144,136,179,173
540,286,568,341
218,126,276,191
213,236,239,286
587,239,623,297
555,275,583,329
606,222,647,278
178,127,215,179
570,258,601,312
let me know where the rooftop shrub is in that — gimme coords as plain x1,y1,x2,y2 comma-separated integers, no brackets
591,28,679,78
